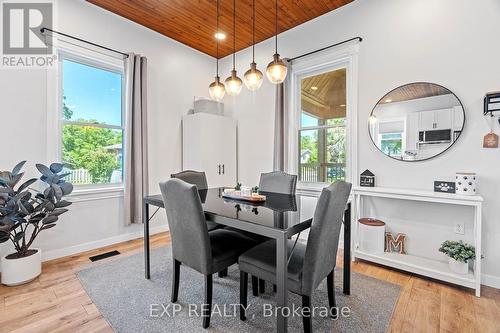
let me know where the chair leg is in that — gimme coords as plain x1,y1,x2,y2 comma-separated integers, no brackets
327,270,337,319
240,271,248,321
171,259,180,303
202,274,213,329
218,267,228,278
259,279,265,294
251,275,259,296
302,295,312,333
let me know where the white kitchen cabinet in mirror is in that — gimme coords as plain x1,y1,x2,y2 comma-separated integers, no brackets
369,83,465,161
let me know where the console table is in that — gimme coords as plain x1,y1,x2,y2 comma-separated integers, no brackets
352,186,483,297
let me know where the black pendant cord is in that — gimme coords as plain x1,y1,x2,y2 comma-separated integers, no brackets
252,0,256,62
40,27,129,58
275,0,278,54
289,37,363,62
216,0,220,77
232,0,236,70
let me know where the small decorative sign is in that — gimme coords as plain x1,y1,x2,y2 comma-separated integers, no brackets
483,132,499,148
385,232,406,254
360,169,375,187
434,181,456,193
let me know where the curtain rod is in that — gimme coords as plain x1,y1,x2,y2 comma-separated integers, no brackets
40,27,129,58
289,37,362,62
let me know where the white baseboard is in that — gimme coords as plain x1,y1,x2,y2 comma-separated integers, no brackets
41,224,169,262
482,273,500,290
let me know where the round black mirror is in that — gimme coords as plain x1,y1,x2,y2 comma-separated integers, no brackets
369,82,465,161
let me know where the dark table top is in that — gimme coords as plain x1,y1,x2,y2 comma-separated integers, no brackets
144,188,321,233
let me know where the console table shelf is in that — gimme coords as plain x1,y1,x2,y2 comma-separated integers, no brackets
352,186,483,297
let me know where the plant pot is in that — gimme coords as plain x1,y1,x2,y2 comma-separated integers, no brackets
1,249,42,286
448,257,469,275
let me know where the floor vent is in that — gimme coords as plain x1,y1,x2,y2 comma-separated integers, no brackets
89,250,121,262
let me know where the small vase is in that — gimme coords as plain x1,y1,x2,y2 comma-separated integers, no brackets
1,249,42,286
448,257,469,275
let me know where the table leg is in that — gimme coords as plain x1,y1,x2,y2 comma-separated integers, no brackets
276,233,288,333
144,201,150,279
343,202,351,295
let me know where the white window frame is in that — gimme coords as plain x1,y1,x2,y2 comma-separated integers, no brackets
46,42,125,195
287,42,359,193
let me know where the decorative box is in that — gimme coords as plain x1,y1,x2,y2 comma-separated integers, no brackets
455,172,477,195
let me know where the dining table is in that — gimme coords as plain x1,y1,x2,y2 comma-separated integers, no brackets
143,187,352,333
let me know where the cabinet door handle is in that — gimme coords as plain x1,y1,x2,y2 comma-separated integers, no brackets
218,164,221,175
222,164,225,174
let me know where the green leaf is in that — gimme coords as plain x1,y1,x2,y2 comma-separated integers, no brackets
17,178,37,193
0,231,9,243
12,161,26,175
49,163,64,173
42,215,58,224
41,223,56,231
52,184,63,201
10,172,24,187
60,182,73,196
36,164,54,179
18,201,30,215
55,200,72,208
13,232,24,242
50,208,68,216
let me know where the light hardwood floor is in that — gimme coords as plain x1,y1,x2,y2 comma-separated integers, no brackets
1,232,499,333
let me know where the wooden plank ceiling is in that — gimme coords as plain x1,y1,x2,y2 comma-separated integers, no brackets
86,0,354,58
302,68,346,120
382,83,451,104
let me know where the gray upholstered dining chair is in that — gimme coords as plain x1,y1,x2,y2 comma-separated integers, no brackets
170,170,222,233
252,171,298,294
238,181,352,333
160,179,258,329
259,171,297,194
171,170,208,190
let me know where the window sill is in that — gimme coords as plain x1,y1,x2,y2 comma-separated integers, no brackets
67,186,124,203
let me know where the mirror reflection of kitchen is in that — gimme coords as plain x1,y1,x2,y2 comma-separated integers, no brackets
369,83,465,161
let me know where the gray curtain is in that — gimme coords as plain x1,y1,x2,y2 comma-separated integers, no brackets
273,59,291,172
124,53,148,225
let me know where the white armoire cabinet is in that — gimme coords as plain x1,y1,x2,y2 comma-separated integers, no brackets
182,113,237,188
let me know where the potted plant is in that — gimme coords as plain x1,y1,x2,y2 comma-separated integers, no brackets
0,161,73,286
439,240,475,275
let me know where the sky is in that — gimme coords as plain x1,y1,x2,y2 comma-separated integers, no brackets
63,59,122,126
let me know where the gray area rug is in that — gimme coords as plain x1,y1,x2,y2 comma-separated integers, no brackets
77,247,400,333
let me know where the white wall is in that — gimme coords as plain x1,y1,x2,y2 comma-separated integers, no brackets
0,0,213,261
219,0,500,287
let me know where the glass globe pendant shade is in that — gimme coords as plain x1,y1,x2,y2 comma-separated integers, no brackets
266,53,287,84
209,76,226,101
244,62,264,91
225,70,243,96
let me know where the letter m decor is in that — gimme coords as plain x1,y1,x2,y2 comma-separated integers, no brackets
385,232,407,254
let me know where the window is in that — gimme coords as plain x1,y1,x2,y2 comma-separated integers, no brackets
379,132,403,157
298,68,347,183
60,56,124,186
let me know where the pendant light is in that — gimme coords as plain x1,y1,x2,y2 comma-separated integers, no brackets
225,0,243,96
209,0,225,101
266,0,287,84
243,0,263,91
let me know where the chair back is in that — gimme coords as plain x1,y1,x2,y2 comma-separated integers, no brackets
159,178,212,274
259,171,297,194
301,181,352,294
171,170,208,190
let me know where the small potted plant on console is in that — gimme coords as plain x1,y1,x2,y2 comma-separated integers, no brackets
0,161,73,286
439,240,475,275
